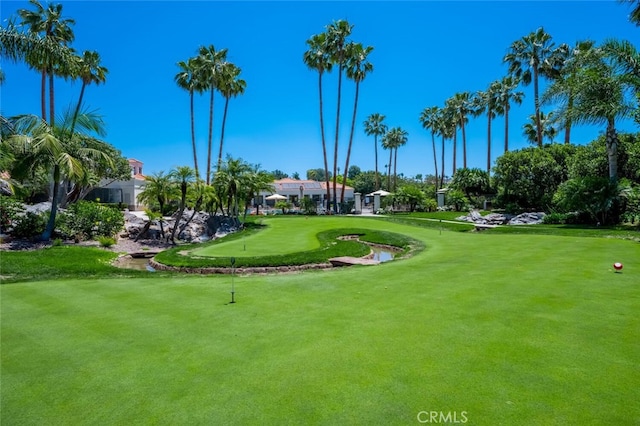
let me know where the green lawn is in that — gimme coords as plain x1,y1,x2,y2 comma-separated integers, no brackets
1,217,639,425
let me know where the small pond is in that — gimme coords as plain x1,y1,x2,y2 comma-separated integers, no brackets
370,246,395,262
113,256,155,271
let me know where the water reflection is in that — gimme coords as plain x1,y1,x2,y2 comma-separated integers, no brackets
370,246,395,262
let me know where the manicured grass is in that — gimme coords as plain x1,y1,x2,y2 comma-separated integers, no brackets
155,217,421,268
2,217,639,424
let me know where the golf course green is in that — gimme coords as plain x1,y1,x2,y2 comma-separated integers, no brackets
1,216,639,425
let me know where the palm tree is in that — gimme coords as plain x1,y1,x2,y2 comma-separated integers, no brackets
504,27,557,148
341,42,373,203
217,62,246,172
175,57,203,178
240,166,273,220
70,50,107,136
544,44,637,181
363,113,387,191
472,82,500,174
303,32,333,210
494,75,524,152
136,171,175,239
168,166,196,243
213,156,251,223
381,130,394,190
0,19,76,91
325,19,353,213
419,106,441,190
196,45,228,184
522,111,557,145
382,127,408,191
449,92,473,168
619,0,640,25
443,98,460,174
18,0,75,126
4,111,113,240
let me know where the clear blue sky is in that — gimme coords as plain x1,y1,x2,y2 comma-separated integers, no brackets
2,1,638,179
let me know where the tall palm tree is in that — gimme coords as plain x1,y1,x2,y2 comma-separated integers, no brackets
522,111,557,145
18,0,75,126
495,75,524,152
175,57,203,178
381,130,394,190
341,42,373,203
363,113,387,191
382,127,408,191
419,106,441,190
544,43,638,181
326,19,353,213
472,83,500,174
303,32,333,209
449,92,472,168
70,50,107,136
443,98,460,174
196,44,228,184
217,62,246,172
168,166,196,243
0,19,76,85
4,111,113,240
504,27,557,148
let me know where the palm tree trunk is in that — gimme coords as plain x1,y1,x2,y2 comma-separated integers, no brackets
606,119,618,181
341,80,360,203
374,135,379,190
217,95,231,173
41,165,61,241
48,69,55,127
533,67,543,148
440,136,445,188
504,101,510,153
206,88,215,185
487,109,493,173
452,130,457,174
70,81,87,137
387,149,392,190
393,147,398,191
431,132,439,191
190,91,199,179
564,95,574,145
40,69,47,122
318,72,331,210
460,113,467,168
332,60,344,213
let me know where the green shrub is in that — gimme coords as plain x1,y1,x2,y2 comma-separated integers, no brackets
12,211,47,239
542,212,568,225
445,189,469,212
0,197,25,231
97,236,116,247
57,201,124,239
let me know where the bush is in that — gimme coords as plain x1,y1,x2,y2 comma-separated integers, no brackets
97,236,116,247
57,201,124,239
12,211,47,239
445,189,469,212
0,197,25,231
553,177,622,225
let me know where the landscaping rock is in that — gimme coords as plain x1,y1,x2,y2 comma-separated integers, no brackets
508,212,546,225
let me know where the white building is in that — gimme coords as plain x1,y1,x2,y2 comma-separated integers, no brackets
257,178,355,210
88,159,147,211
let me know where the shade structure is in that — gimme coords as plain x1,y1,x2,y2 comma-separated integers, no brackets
265,193,287,200
366,190,391,197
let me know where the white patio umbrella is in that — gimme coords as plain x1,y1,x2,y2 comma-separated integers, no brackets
265,193,287,200
366,189,391,197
